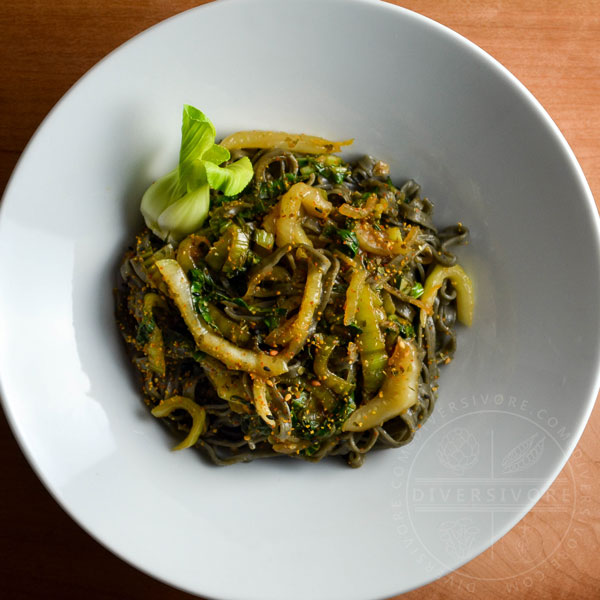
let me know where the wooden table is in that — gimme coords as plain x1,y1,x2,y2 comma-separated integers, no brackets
1,1,598,598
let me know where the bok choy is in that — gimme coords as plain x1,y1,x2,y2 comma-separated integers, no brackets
141,105,253,243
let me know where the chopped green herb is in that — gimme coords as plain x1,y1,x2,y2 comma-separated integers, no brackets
324,225,359,258
188,268,218,326
136,319,155,345
246,251,261,267
224,296,249,311
291,391,356,443
410,282,424,299
264,307,286,331
347,322,363,336
208,215,231,238
189,267,216,292
398,322,415,339
259,173,298,199
330,166,348,184
237,196,270,220
191,349,206,362
296,156,349,184
197,298,215,326
303,442,321,457
388,314,415,339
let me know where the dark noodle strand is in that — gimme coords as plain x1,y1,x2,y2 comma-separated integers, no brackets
115,148,471,467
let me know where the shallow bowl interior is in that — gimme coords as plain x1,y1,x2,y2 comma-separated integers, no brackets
0,1,599,599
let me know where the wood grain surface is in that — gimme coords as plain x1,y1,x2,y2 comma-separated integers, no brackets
1,1,598,599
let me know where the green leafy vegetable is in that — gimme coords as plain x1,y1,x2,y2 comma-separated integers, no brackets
291,391,356,443
263,308,287,331
297,156,349,184
189,269,216,326
189,267,216,292
388,314,415,339
140,105,254,243
203,159,254,197
410,282,424,299
398,322,415,338
325,225,359,257
259,173,298,199
136,319,155,345
188,268,287,330
347,322,363,336
208,215,232,238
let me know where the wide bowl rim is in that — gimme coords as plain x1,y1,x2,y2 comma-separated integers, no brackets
1,1,599,599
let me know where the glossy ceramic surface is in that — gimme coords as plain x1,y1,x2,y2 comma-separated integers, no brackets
1,1,599,598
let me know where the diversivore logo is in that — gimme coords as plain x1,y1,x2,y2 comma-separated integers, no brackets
390,393,577,584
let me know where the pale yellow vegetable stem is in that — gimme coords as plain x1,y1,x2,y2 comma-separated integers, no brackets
156,259,288,376
276,183,314,248
342,339,420,432
220,130,353,154
356,285,388,394
313,334,355,397
280,255,329,361
176,233,210,275
252,377,276,428
265,247,330,352
141,293,168,377
151,395,207,450
201,356,252,413
296,182,333,219
344,268,367,326
420,264,474,326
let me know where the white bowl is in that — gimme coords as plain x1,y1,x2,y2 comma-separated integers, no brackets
1,0,599,598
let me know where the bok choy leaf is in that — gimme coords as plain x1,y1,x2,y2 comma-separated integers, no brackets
141,105,253,242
